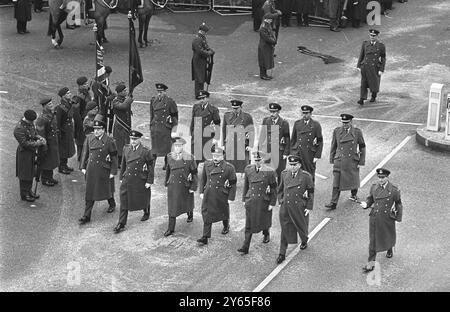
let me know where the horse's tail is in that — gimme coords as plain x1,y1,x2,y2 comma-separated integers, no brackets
47,13,53,36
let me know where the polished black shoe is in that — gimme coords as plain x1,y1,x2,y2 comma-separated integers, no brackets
50,178,59,184
78,216,90,225
113,223,125,234
106,206,115,213
330,27,341,32
362,265,375,273
197,236,208,245
162,164,167,170
262,234,270,244
42,180,55,187
386,249,393,258
221,225,230,235
276,254,286,264
141,213,149,221
349,195,358,202
369,97,376,102
260,75,271,81
30,192,40,199
164,229,174,237
237,247,249,254
21,195,35,202
66,166,74,172
325,203,337,210
58,167,71,174
300,242,308,250
357,99,364,105
186,216,193,223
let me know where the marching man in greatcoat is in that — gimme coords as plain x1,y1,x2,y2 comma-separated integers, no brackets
325,114,366,210
114,130,154,233
276,155,314,264
36,98,60,187
360,168,403,273
150,83,178,170
238,151,277,255
191,22,215,99
164,137,198,237
79,120,118,225
197,145,237,245
290,105,323,182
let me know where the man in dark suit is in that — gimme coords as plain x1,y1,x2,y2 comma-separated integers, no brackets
191,23,215,99
55,87,76,174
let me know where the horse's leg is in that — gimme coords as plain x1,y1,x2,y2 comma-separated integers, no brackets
144,14,151,46
138,14,144,48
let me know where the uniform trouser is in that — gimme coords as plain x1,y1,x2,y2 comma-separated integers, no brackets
279,230,308,255
368,248,393,262
260,67,270,77
84,198,116,219
202,219,229,238
282,11,292,26
242,229,270,249
41,169,54,181
194,81,204,98
296,13,309,25
331,187,358,204
19,179,33,198
118,204,149,226
16,21,27,33
360,75,379,100
253,10,262,31
76,144,84,163
168,211,193,231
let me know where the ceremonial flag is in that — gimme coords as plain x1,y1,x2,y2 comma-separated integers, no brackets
129,18,143,94
96,40,106,82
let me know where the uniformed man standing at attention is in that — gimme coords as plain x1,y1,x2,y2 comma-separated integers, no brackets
114,130,154,233
35,98,60,187
222,99,255,174
191,22,215,99
325,114,366,210
357,29,386,105
55,87,76,175
290,105,323,182
190,90,220,165
150,83,178,170
197,145,237,245
258,102,290,182
79,120,118,225
14,109,47,202
238,151,277,254
112,84,133,167
73,76,92,163
360,168,403,273
276,155,314,264
164,137,198,236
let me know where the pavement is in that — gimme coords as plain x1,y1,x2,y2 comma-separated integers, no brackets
1,1,450,292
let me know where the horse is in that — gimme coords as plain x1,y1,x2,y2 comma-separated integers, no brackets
47,0,154,49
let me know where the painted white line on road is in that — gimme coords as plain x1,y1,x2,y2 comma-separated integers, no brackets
315,173,328,180
209,91,270,99
134,100,227,110
285,115,423,127
360,135,413,188
0,91,8,94
252,217,331,292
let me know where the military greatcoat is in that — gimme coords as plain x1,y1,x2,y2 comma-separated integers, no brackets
330,126,366,191
150,94,178,156
222,110,255,173
165,151,198,217
119,144,154,211
258,24,276,71
290,118,323,178
365,181,403,252
277,169,314,244
55,98,76,159
112,94,133,157
80,133,118,201
190,102,221,163
191,33,213,84
200,160,237,224
14,119,43,181
242,164,277,233
357,40,386,95
36,109,60,171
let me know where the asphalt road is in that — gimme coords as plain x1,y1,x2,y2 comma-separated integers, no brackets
1,0,450,292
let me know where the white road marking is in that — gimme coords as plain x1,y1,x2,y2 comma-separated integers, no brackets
284,115,423,127
71,180,78,182
252,217,331,292
133,100,227,110
315,173,328,180
0,91,8,94
359,135,413,188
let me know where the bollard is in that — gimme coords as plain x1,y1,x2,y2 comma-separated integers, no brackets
426,83,444,131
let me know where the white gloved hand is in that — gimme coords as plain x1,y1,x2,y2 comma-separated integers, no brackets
378,71,383,76
360,201,368,209
200,193,204,200
304,209,310,216
109,174,114,179
268,205,275,211
81,169,86,175
313,157,319,163
145,183,152,189
189,189,194,193
228,200,232,204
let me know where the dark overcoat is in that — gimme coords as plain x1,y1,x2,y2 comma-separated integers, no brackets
290,118,323,178
72,90,91,147
150,95,178,156
347,0,367,21
119,143,154,211
55,98,76,159
36,109,60,171
295,0,314,14
80,133,118,201
191,33,213,84
165,151,198,217
200,160,237,224
258,24,276,71
357,40,386,94
258,116,290,179
190,102,221,163
328,0,345,18
112,95,133,157
330,126,366,191
222,110,255,173
242,164,277,233
277,169,314,244
365,182,403,252
14,119,43,181
14,0,32,22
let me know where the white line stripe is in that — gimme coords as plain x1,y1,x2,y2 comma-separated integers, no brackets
253,217,331,292
359,135,413,188
0,91,8,94
134,100,228,110
315,173,328,180
209,91,271,99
